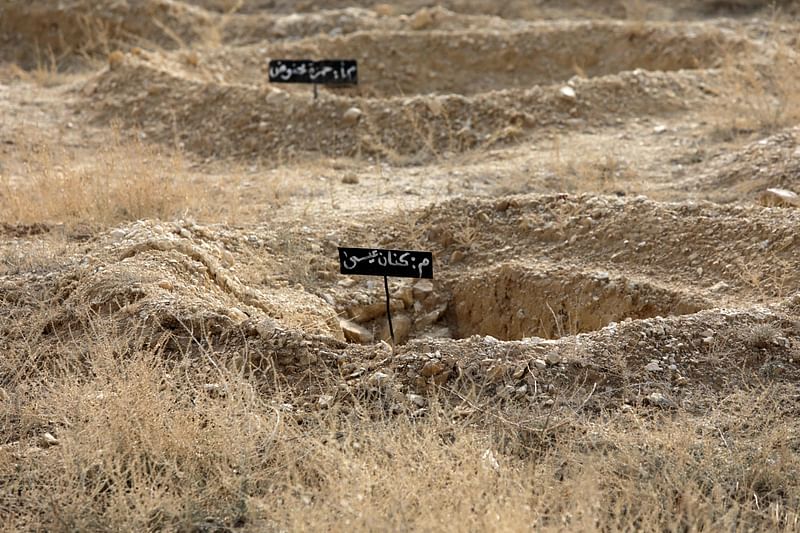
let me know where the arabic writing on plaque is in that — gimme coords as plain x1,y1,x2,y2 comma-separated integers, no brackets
268,60,358,85
338,247,433,279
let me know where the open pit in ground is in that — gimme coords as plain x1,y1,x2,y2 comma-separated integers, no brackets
449,263,710,340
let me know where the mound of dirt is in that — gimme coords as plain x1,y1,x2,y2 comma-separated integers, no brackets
0,0,216,68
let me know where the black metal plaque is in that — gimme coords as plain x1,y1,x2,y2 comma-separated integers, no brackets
268,59,358,85
338,247,433,279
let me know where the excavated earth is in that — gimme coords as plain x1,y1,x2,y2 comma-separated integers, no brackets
1,0,800,504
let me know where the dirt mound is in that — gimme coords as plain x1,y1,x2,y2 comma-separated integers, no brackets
0,0,217,68
698,127,800,202
88,50,719,160
0,220,344,368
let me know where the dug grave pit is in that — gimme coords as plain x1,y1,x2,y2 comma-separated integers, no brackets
247,21,742,97
447,263,711,340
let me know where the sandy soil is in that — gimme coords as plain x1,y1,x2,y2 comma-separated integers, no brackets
1,0,800,530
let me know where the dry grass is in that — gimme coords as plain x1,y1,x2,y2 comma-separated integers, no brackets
714,26,800,141
0,136,251,228
1,316,799,532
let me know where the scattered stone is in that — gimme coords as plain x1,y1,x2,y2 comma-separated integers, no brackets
412,279,434,300
645,392,671,407
533,359,547,370
203,383,226,397
409,8,435,30
653,124,668,134
545,352,561,366
758,188,800,208
487,364,507,383
645,361,662,372
339,318,373,344
481,449,500,472
380,313,412,344
341,175,359,184
40,433,59,447
228,307,248,322
368,372,391,387
394,286,414,307
373,3,395,16
317,394,335,409
108,50,125,70
342,107,362,125
558,86,576,100
407,393,427,407
450,250,466,264
709,281,730,292
350,300,403,323
420,360,445,377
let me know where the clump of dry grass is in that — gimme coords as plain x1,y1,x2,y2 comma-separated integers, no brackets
1,312,798,532
714,26,800,140
0,135,244,228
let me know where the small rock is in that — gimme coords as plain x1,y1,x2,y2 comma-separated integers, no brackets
407,393,427,407
481,449,500,472
339,318,374,344
653,124,668,134
558,86,576,100
228,307,248,322
412,279,434,299
710,281,730,292
342,107,362,125
487,364,506,383
533,359,547,370
409,8,435,30
341,175,359,184
368,372,391,387
545,352,561,366
645,392,671,407
450,250,465,264
380,313,412,344
420,360,445,378
40,433,59,447
373,3,395,16
317,394,335,409
645,361,662,372
758,188,800,208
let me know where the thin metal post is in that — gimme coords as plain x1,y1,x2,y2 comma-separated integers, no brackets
383,275,395,345
313,83,318,100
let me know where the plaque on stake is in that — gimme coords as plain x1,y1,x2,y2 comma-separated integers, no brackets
338,247,433,346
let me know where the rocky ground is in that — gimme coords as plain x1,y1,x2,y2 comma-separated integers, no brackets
1,1,800,531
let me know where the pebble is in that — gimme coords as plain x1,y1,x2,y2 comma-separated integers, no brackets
420,360,445,377
407,393,427,407
339,318,373,344
646,392,671,407
533,359,547,370
758,188,800,207
342,107,362,125
545,352,561,365
481,449,500,472
317,394,335,409
645,361,662,372
368,372,391,386
40,432,59,447
559,86,577,100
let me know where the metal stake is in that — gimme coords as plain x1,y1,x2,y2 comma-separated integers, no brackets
313,83,318,100
383,275,395,346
